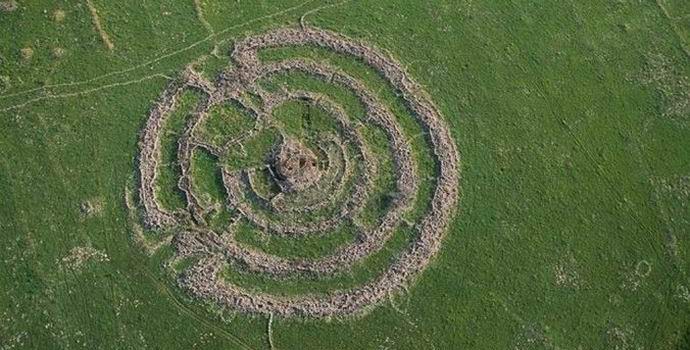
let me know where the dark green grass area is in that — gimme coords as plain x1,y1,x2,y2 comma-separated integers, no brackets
190,147,225,205
196,100,256,150
271,99,338,138
224,128,278,170
2,0,690,349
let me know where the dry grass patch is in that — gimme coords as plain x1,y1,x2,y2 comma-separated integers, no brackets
61,246,110,271
80,198,103,217
85,0,114,51
19,47,33,61
0,0,17,13
52,8,66,22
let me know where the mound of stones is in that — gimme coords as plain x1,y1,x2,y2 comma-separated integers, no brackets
271,137,321,192
136,26,459,318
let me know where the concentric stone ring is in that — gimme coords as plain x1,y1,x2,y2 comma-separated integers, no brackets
136,26,459,318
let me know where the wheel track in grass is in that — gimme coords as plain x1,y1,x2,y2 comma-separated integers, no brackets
0,0,318,102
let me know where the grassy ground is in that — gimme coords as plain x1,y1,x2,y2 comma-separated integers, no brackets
2,0,690,349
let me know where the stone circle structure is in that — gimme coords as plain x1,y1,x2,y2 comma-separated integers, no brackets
136,26,460,318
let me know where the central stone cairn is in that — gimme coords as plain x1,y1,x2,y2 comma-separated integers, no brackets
135,26,460,318
271,138,321,192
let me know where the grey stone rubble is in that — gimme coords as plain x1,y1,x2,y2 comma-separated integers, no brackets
137,26,459,318
268,134,349,214
271,137,321,192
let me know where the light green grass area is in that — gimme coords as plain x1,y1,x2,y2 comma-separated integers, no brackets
2,1,690,349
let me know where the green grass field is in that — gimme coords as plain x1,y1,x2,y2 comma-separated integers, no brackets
2,0,690,349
